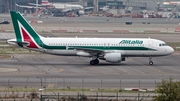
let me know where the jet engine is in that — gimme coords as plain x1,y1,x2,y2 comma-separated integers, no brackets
104,53,122,63
78,10,85,15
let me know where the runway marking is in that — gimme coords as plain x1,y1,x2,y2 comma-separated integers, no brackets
128,58,164,74
48,84,54,88
59,69,64,72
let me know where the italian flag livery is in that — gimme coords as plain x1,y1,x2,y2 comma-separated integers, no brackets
11,11,41,49
8,11,174,65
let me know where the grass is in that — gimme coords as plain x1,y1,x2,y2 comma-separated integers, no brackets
0,54,11,59
0,87,155,93
0,46,39,54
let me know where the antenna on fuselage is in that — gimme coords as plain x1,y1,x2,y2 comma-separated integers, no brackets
148,37,151,39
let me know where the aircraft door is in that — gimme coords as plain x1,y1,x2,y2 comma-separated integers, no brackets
148,40,153,48
104,43,110,48
107,43,110,48
148,40,154,54
104,43,106,48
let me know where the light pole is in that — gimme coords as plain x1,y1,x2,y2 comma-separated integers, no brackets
93,0,98,13
37,76,43,96
25,78,29,96
8,79,10,95
36,0,38,12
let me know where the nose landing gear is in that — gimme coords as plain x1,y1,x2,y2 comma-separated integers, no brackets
149,57,153,65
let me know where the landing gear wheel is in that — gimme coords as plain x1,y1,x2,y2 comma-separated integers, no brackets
149,56,153,65
149,61,153,65
90,60,95,65
94,59,99,64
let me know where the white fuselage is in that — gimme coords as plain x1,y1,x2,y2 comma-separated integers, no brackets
52,3,83,10
49,3,84,15
8,37,174,57
8,10,174,65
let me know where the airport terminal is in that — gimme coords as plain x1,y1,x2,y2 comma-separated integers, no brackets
0,0,179,13
0,0,179,101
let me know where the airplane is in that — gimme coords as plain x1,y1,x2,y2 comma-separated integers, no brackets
163,2,180,5
7,11,174,65
163,2,180,19
15,3,42,9
15,0,85,16
100,6,110,12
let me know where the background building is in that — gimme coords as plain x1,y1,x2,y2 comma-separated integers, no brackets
0,0,79,13
0,0,179,13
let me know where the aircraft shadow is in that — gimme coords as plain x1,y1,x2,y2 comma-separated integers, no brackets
3,62,179,67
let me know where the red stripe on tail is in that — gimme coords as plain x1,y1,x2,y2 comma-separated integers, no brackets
21,27,38,48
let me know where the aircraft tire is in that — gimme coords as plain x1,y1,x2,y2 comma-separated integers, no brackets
149,61,153,65
94,59,99,64
90,60,95,65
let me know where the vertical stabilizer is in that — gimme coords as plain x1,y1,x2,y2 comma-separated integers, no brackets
10,11,42,48
41,0,50,5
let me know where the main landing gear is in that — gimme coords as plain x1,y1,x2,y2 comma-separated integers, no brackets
90,59,99,65
149,57,153,65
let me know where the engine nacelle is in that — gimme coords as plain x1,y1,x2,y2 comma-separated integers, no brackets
104,53,122,63
79,10,85,15
77,51,91,57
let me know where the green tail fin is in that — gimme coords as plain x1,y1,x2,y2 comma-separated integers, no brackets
10,11,42,43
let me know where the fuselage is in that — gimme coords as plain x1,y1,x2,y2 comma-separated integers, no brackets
46,3,84,15
52,3,83,10
7,37,174,57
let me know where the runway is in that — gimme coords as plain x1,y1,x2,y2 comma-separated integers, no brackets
0,14,180,24
1,33,180,42
0,53,179,89
0,14,179,34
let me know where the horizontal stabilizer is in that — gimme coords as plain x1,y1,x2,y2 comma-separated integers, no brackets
16,42,29,47
29,3,42,6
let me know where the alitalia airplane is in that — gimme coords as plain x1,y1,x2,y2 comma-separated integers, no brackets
7,11,174,65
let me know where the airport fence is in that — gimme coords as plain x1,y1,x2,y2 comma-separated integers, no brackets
0,78,159,101
40,93,153,101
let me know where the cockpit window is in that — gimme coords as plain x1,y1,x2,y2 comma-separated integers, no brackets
159,43,167,46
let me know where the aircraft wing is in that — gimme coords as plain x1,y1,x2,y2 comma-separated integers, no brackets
15,3,42,9
29,3,42,6
69,47,104,55
85,7,94,10
61,8,73,12
9,41,29,47
75,48,103,53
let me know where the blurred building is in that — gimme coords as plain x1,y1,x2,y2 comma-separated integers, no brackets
0,0,79,13
0,0,179,13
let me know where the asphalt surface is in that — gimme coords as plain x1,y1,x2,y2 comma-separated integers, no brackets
1,33,180,42
0,53,179,89
0,14,179,34
0,14,180,24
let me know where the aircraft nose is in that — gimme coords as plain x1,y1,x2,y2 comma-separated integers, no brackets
168,46,174,54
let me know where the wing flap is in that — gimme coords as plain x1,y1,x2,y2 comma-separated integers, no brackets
16,3,42,9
